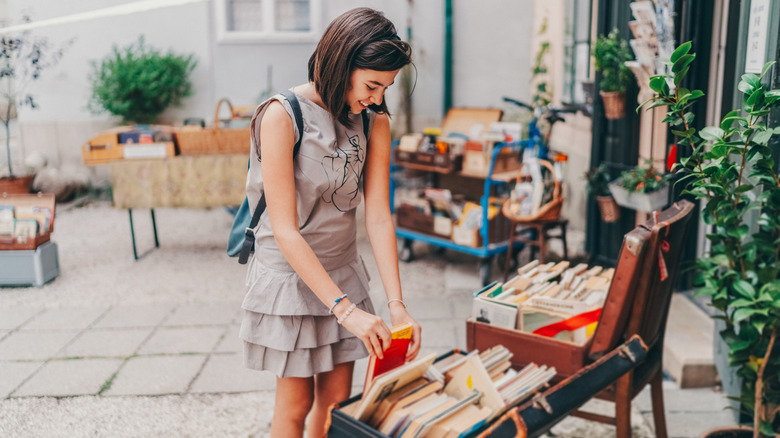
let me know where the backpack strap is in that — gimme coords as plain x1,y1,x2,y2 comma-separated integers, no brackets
361,109,370,142
238,90,304,264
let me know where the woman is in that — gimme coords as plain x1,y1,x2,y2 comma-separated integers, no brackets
240,7,422,438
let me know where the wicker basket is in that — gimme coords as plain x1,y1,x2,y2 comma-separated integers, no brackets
596,195,621,223
501,159,564,223
175,98,251,155
213,98,251,154
600,91,625,120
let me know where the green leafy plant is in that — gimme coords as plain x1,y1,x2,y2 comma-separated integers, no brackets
639,41,780,437
592,28,633,94
531,17,552,109
585,164,613,197
89,36,197,124
619,160,671,194
0,27,68,179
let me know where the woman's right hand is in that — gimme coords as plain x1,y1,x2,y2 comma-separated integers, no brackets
339,306,392,359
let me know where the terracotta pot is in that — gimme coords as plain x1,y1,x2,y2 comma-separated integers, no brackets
0,175,33,194
596,195,620,222
600,90,626,119
698,426,754,438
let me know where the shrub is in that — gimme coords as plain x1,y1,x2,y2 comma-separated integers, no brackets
89,36,197,124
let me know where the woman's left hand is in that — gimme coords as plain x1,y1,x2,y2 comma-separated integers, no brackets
389,303,422,362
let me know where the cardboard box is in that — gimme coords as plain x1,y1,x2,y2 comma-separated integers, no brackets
441,108,503,137
451,210,511,248
123,142,175,159
394,149,463,173
462,149,521,177
395,204,435,235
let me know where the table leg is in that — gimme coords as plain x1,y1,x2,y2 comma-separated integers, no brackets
129,209,139,261
560,222,568,260
537,224,546,264
150,209,160,248
128,209,160,260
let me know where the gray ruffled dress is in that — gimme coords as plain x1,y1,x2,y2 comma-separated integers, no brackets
240,92,377,378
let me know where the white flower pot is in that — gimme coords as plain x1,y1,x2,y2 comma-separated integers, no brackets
608,180,669,212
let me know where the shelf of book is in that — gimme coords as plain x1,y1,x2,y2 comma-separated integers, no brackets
391,141,527,285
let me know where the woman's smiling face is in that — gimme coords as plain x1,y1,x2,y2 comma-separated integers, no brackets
345,68,400,114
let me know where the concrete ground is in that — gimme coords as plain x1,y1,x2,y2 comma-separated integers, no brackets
0,201,738,437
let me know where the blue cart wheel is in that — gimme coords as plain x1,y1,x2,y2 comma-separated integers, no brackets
479,257,492,286
400,238,414,263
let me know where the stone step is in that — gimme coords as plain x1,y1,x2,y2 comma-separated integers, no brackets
663,293,719,388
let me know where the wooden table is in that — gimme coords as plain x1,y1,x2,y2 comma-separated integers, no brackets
110,154,247,259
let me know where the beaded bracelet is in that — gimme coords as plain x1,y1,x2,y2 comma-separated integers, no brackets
328,294,348,315
336,303,357,325
387,298,407,309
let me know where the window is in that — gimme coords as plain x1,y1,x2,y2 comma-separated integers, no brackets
561,0,594,105
216,0,321,43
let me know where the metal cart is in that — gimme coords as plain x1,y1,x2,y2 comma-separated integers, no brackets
390,140,531,285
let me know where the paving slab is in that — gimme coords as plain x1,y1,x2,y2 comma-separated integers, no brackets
213,326,241,353
444,263,485,294
163,301,241,326
0,361,42,398
92,304,176,328
137,326,226,355
0,308,41,330
418,319,459,349
12,358,123,397
399,296,457,319
55,328,154,358
0,331,79,361
104,355,207,396
665,411,738,438
189,353,276,393
664,294,718,388
22,307,110,331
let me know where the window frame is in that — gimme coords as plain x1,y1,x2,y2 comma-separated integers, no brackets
215,0,322,44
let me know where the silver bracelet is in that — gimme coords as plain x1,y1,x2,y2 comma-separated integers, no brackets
336,303,357,325
387,298,406,309
328,294,348,314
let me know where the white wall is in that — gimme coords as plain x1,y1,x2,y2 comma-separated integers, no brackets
5,0,537,171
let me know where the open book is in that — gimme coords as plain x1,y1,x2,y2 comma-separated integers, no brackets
353,352,438,423
364,322,414,395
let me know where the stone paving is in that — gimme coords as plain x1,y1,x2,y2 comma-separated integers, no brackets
0,203,740,437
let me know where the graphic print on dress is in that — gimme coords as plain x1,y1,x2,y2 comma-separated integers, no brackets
320,132,364,212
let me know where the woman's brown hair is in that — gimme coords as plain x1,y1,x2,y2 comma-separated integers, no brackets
308,8,412,127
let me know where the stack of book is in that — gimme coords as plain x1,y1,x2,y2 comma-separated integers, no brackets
0,203,52,246
471,260,613,343
339,345,555,438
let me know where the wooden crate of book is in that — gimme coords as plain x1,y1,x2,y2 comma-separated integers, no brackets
330,343,555,438
394,149,463,174
470,260,611,346
451,202,511,248
81,128,129,165
0,193,55,251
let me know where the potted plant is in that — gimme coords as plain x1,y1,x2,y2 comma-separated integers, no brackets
592,28,633,119
88,36,197,124
639,41,779,437
0,28,67,194
608,160,671,212
585,164,620,222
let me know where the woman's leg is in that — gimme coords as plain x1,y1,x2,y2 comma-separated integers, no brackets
271,376,314,438
307,361,355,438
